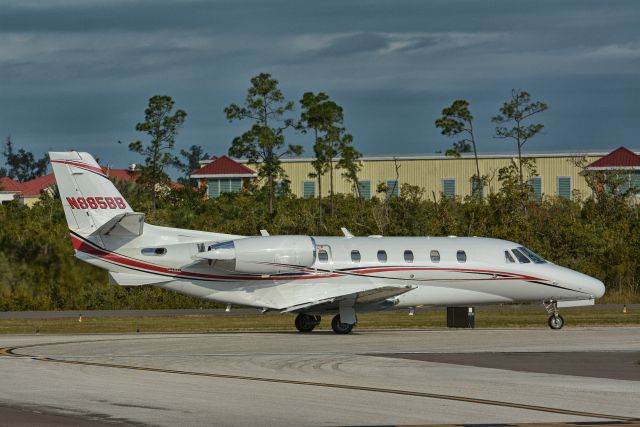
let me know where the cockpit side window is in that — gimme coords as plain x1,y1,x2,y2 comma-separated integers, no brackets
518,247,547,264
511,248,531,263
504,250,515,263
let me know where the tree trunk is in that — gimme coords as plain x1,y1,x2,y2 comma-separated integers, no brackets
329,158,334,216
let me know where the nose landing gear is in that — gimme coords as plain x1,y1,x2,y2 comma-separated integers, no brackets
544,300,565,330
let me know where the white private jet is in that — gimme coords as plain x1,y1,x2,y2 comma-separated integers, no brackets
50,151,605,334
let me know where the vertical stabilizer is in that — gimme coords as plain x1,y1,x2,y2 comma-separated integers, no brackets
49,151,134,235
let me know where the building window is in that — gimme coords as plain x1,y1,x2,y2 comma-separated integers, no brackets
207,178,242,198
302,180,315,198
404,250,414,263
351,250,361,263
456,250,467,263
442,178,456,199
557,176,571,199
528,176,542,200
377,250,388,263
430,250,440,263
386,180,400,198
358,180,371,200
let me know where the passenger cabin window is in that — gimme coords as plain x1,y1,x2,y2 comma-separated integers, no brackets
404,250,414,263
430,250,440,263
141,247,166,256
318,249,329,263
377,250,388,263
504,250,515,263
511,248,531,263
351,250,361,263
456,250,467,263
518,247,547,264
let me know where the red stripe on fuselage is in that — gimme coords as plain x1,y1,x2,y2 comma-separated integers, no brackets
69,234,341,282
351,266,542,281
51,160,106,177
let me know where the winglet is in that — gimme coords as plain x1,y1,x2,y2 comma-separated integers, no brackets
341,227,354,238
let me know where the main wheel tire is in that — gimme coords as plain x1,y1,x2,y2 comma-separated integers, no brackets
331,314,354,334
548,314,564,330
295,313,319,333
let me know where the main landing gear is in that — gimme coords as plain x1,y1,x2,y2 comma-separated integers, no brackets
294,313,356,334
294,313,321,332
544,300,565,330
331,314,354,334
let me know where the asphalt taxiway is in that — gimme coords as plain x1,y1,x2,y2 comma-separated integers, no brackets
0,327,639,426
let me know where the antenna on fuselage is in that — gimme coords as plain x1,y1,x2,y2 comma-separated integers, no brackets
341,227,354,238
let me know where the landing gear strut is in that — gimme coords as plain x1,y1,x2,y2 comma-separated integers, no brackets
331,314,354,334
294,313,321,333
544,300,565,330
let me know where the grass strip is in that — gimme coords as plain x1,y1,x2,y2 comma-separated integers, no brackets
0,307,638,334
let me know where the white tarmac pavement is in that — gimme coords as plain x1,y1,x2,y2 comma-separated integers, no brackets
1,327,639,426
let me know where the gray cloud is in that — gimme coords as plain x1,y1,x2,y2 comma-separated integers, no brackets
0,0,639,170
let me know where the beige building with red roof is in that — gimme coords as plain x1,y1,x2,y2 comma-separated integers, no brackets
192,147,640,201
190,155,257,199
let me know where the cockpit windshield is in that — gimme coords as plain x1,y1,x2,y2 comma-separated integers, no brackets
517,247,547,264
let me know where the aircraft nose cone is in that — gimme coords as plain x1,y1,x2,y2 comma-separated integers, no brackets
589,277,606,299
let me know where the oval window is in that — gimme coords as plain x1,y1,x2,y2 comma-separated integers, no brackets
377,250,387,263
351,250,361,263
404,250,414,263
318,249,329,263
456,250,467,263
141,247,166,256
430,250,440,263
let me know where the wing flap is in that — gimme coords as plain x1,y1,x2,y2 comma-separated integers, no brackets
280,285,415,313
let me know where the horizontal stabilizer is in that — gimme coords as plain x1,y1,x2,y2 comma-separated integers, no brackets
109,272,170,286
280,285,416,313
93,212,145,237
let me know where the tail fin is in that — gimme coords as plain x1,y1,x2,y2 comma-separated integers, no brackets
49,151,138,235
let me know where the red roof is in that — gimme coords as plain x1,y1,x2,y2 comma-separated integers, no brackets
586,147,640,169
18,174,57,196
7,167,182,198
190,155,256,177
102,167,140,182
0,177,23,192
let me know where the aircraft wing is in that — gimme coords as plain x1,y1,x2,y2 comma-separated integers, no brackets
279,284,416,313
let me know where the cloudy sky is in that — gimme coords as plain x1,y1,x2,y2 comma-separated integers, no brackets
1,0,639,170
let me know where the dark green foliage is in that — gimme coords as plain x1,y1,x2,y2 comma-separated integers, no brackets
2,136,48,182
435,100,485,196
1,171,639,310
129,95,188,209
493,89,548,184
174,145,210,185
225,73,303,216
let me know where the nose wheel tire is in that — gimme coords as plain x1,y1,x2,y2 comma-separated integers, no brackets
295,314,321,333
548,314,564,330
331,314,354,334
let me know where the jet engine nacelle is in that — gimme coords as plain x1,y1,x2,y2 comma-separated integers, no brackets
205,235,317,275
